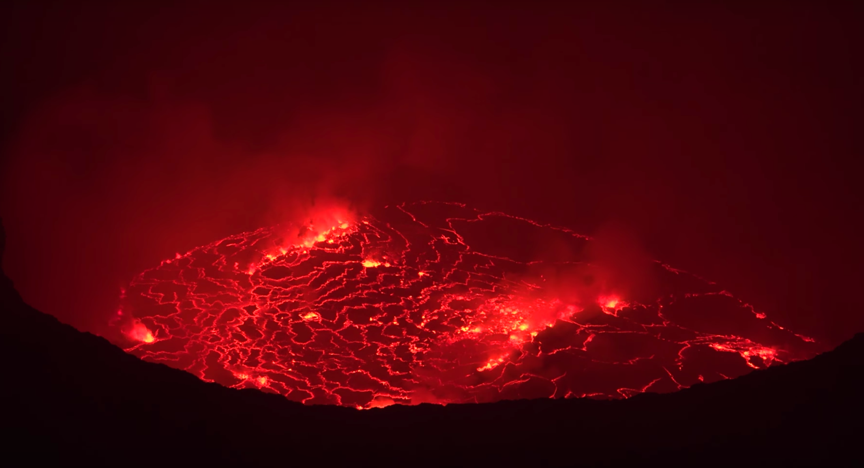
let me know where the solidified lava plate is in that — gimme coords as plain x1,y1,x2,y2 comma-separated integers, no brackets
116,201,819,408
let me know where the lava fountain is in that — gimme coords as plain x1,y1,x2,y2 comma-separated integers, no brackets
115,201,818,408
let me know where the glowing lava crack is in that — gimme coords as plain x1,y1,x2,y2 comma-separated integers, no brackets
115,201,818,408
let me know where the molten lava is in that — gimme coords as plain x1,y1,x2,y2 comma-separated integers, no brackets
116,201,818,408
124,319,155,344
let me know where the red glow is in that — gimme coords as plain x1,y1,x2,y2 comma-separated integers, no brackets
115,201,818,407
124,320,155,344
599,295,626,310
710,342,779,369
364,396,397,409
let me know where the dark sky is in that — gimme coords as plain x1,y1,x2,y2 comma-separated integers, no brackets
1,1,862,346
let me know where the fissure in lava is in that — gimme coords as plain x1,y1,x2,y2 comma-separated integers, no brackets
115,201,818,408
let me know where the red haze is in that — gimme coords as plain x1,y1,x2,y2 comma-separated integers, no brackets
1,2,863,347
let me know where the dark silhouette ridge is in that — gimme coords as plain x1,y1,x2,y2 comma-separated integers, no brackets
1,217,861,467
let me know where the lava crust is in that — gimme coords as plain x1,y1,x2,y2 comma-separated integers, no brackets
117,201,818,408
